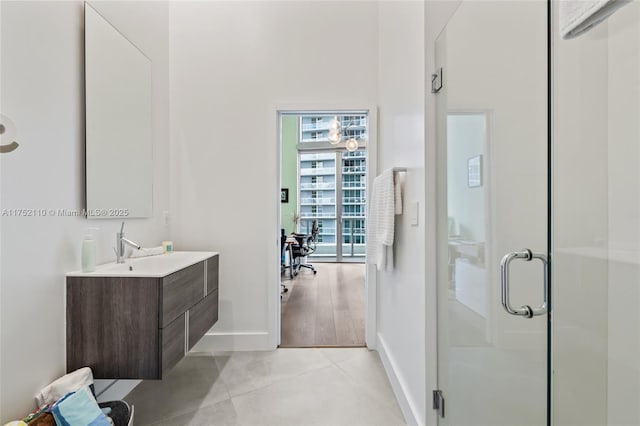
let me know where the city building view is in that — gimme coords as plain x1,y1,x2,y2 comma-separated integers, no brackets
297,114,367,260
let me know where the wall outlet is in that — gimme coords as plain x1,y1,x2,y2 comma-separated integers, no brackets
163,210,170,226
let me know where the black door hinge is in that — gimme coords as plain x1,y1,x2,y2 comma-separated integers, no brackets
431,67,443,93
433,389,445,418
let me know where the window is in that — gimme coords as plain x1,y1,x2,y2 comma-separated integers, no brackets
344,235,365,244
295,115,367,259
343,174,364,188
343,218,365,245
344,128,366,140
343,189,364,203
341,115,367,128
343,205,362,216
299,114,366,145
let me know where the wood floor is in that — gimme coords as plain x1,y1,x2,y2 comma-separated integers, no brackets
280,262,365,348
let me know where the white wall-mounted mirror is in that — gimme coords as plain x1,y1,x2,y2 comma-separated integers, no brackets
85,3,152,218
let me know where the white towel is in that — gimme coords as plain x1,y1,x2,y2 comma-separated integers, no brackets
366,169,402,272
560,0,631,39
35,367,94,407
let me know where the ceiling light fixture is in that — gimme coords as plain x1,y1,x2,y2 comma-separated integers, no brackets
327,117,360,152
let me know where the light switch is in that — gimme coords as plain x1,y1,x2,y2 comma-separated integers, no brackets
410,201,419,226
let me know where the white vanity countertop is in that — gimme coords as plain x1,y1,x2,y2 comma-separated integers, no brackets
67,251,219,278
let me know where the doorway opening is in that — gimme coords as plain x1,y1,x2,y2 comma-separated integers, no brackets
279,111,368,348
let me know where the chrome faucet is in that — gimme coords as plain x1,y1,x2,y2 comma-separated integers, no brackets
116,222,141,263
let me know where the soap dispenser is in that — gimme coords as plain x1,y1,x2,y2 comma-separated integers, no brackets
81,228,98,273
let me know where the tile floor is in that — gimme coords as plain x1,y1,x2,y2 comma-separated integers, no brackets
124,348,405,426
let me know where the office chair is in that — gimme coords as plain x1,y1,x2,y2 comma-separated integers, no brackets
280,228,289,295
291,220,318,275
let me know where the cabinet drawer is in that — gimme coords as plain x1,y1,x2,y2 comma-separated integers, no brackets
161,313,186,374
67,276,160,379
162,262,204,327
188,290,219,350
206,255,219,295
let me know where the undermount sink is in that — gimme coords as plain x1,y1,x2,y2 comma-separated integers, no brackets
67,251,218,277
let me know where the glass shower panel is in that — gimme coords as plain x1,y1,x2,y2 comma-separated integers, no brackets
552,1,640,424
436,1,549,424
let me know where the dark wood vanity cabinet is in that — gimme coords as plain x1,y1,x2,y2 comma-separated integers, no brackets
66,254,219,379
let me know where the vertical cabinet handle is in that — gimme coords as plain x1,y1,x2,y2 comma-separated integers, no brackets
500,249,549,318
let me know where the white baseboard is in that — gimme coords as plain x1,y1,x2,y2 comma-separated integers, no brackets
377,334,422,426
191,330,274,352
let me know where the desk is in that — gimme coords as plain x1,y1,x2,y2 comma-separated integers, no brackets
284,237,298,279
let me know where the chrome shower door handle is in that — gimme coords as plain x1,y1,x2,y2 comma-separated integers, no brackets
500,249,549,318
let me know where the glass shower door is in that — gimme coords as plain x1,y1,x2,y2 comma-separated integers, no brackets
436,1,549,425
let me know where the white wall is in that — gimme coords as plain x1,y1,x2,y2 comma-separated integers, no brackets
375,2,426,424
0,1,170,420
169,1,378,351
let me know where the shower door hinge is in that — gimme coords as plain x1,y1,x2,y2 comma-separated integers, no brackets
431,67,443,93
433,389,445,418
